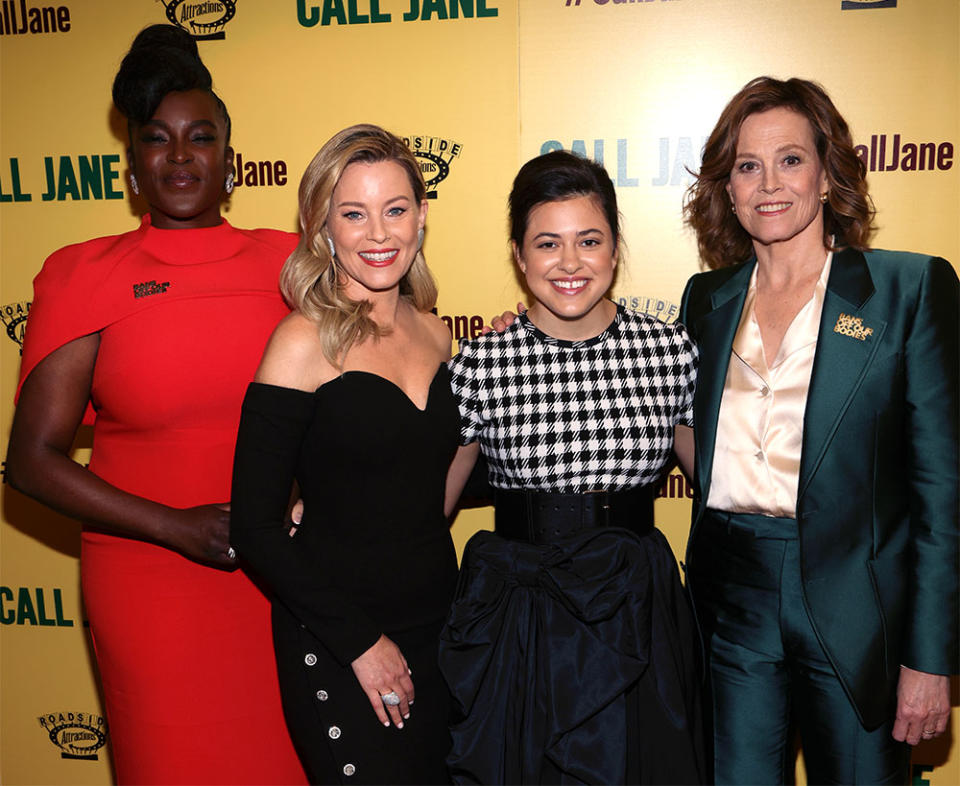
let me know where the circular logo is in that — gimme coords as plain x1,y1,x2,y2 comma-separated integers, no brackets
1,301,31,353
414,151,451,192
38,711,108,760
163,0,237,40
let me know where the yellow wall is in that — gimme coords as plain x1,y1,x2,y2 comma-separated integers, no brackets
1,0,956,782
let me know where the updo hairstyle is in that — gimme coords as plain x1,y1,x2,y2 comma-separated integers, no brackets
112,23,231,143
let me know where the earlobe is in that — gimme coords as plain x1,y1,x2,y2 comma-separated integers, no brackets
513,242,525,274
513,247,526,275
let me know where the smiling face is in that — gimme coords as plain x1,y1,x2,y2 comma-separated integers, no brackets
326,159,427,299
128,89,232,230
726,106,829,255
515,194,617,341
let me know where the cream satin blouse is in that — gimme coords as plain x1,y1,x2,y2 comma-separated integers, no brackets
706,253,833,518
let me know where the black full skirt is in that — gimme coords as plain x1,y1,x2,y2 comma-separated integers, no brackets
438,528,704,785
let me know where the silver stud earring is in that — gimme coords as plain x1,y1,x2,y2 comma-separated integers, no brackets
730,201,736,214
129,174,139,196
417,228,424,251
326,236,336,259
225,172,235,195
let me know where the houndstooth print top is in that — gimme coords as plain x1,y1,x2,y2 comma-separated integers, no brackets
449,305,698,493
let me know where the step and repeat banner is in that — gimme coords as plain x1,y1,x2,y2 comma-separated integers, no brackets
1,0,956,783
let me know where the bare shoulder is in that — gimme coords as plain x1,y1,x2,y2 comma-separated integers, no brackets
418,310,453,359
256,311,336,391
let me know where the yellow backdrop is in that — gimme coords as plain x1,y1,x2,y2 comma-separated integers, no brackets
1,0,956,783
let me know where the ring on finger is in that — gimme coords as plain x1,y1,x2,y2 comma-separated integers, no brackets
226,546,237,560
381,691,401,706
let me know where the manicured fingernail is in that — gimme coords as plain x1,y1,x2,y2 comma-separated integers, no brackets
383,721,390,727
409,699,414,705
396,721,404,729
403,713,410,719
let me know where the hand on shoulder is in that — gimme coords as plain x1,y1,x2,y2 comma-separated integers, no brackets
486,302,526,335
255,311,335,392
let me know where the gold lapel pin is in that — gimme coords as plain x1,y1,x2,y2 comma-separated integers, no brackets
834,313,874,341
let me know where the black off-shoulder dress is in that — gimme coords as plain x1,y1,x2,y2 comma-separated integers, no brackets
231,365,459,785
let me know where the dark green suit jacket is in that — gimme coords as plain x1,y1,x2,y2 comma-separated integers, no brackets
679,247,959,729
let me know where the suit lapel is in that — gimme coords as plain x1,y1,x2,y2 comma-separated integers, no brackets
693,262,755,500
798,247,886,498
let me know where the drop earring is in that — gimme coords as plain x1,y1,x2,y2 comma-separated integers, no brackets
730,201,736,214
326,236,336,259
129,174,139,196
225,172,235,195
417,228,424,251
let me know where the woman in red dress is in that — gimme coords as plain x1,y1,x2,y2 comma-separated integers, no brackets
6,25,307,785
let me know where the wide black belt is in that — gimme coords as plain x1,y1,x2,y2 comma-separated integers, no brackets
494,485,655,545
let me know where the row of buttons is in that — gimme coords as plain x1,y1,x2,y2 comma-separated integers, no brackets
305,652,357,778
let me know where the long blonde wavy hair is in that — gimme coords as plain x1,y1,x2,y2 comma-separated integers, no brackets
280,124,437,366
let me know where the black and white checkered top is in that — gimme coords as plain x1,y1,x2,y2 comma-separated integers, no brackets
449,304,698,493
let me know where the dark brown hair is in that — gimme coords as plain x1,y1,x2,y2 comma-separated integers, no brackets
683,76,874,269
510,150,621,254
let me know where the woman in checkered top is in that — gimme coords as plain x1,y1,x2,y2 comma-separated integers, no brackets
438,151,705,785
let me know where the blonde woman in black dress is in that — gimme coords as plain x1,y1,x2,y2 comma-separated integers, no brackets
231,125,458,785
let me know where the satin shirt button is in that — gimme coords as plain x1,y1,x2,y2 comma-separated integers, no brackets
328,726,341,739
304,653,318,666
343,764,356,777
760,386,770,396
316,690,328,701
755,450,764,460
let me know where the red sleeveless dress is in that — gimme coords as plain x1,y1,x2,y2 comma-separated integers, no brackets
18,216,309,785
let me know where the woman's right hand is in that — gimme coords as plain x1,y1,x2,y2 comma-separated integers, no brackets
482,302,526,334
351,634,415,729
165,503,236,569
10,337,236,571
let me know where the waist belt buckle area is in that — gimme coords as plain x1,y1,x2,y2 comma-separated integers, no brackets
585,488,611,528
524,493,538,543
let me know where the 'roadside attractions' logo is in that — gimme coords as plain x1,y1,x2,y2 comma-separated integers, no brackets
403,135,462,199
38,711,108,760
615,294,680,323
1,300,30,354
162,0,237,40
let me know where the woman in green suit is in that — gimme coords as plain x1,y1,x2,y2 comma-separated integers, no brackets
681,76,957,785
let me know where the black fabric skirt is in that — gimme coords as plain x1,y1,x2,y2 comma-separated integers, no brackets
438,527,704,785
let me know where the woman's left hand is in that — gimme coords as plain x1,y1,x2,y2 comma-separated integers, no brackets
892,665,950,745
351,635,415,729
